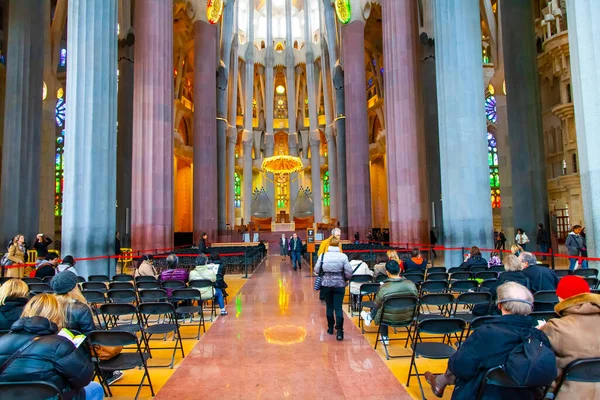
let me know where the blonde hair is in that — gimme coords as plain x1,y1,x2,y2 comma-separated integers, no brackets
386,250,400,263
511,244,524,255
330,236,341,247
502,254,523,272
21,293,65,329
0,279,29,305
55,285,90,314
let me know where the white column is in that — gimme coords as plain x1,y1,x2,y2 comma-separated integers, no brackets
265,0,275,218
242,0,255,225
226,0,239,228
285,0,298,218
62,0,117,276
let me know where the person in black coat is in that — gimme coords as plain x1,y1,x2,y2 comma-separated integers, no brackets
198,232,209,254
424,282,555,399
0,294,103,400
404,248,427,272
35,253,60,279
465,246,488,270
519,252,558,293
0,279,30,331
51,272,96,335
33,233,53,259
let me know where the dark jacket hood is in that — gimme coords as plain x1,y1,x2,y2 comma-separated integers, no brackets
11,316,59,335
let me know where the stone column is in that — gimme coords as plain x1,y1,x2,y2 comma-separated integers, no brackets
0,0,45,246
264,0,275,218
567,0,600,258
288,133,299,218
131,0,173,252
242,139,253,225
241,1,255,226
117,38,134,248
62,0,117,277
433,0,493,267
325,125,337,221
501,0,548,237
383,0,429,245
342,19,372,238
226,4,240,228
217,0,235,233
193,16,218,242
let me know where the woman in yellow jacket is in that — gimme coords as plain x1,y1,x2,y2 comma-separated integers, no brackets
6,234,26,277
318,228,343,256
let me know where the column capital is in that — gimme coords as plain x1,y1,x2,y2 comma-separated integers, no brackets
325,125,336,141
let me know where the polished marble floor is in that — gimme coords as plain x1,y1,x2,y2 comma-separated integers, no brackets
155,254,411,400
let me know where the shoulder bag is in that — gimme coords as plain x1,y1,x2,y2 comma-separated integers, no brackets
313,254,326,291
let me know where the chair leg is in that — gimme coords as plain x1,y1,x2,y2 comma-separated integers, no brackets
374,323,381,350
412,357,427,400
406,349,416,387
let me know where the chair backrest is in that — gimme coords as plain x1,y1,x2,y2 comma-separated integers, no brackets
448,267,467,274
189,279,214,289
88,329,139,347
82,282,107,292
350,274,373,285
161,280,186,289
375,274,388,283
380,295,419,326
0,381,63,400
138,288,168,302
489,265,505,273
583,277,599,289
475,271,498,280
171,288,202,301
76,276,86,283
138,301,177,316
88,274,110,282
112,274,134,282
555,269,571,278
420,280,449,293
21,277,42,284
134,276,158,283
427,267,447,274
0,277,13,285
136,281,160,290
42,276,53,283
476,366,529,399
530,311,559,322
417,317,466,336
469,266,488,274
455,291,492,307
553,357,600,396
100,302,137,317
450,271,472,281
28,283,53,294
404,275,423,285
573,268,599,278
469,315,498,331
404,271,425,279
109,281,135,291
533,290,558,304
107,289,137,303
359,283,380,296
479,279,497,293
426,272,449,281
82,289,106,304
451,279,479,292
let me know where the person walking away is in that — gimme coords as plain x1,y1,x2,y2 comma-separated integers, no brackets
5,234,26,278
33,233,53,260
540,276,600,399
536,223,550,260
565,225,586,271
279,234,288,260
314,236,352,340
360,260,418,345
289,233,303,271
515,228,530,250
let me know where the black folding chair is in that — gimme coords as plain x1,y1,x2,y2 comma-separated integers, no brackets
100,303,144,338
453,292,492,324
448,267,467,274
88,274,111,283
357,283,380,332
135,276,158,283
420,280,449,295
426,267,447,275
109,281,135,291
160,280,186,298
449,271,472,281
107,289,138,304
450,279,479,293
530,311,559,324
28,283,53,294
374,295,419,360
552,357,600,397
404,274,424,286
88,330,154,399
476,366,532,399
136,281,161,291
573,268,599,278
489,265,505,273
555,269,570,278
76,276,86,283
465,315,498,338
479,279,497,293
583,277,599,289
404,271,425,280
189,279,217,321
407,318,466,400
112,273,134,282
137,302,185,368
138,288,169,303
82,281,107,293
417,293,454,324
348,275,374,313
42,276,53,283
0,381,63,400
374,274,388,283
171,288,206,339
21,277,42,284
0,277,14,285
469,266,488,274
425,272,449,282
533,290,558,312
475,271,498,280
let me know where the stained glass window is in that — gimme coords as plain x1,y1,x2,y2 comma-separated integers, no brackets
55,98,66,127
488,132,501,208
59,48,66,67
55,129,65,216
277,183,286,209
234,172,241,208
485,95,497,124
323,171,330,207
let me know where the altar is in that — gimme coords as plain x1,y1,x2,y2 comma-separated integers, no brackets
272,222,295,232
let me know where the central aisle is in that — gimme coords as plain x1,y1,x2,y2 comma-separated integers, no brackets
155,254,411,399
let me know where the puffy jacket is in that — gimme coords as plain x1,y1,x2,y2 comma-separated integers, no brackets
313,247,352,288
349,261,373,295
160,268,189,283
0,297,28,331
189,265,217,300
0,316,94,400
466,255,488,269
522,265,559,293
565,232,584,256
35,261,57,279
373,278,418,325
134,260,157,278
404,257,427,272
64,301,96,335
449,314,553,400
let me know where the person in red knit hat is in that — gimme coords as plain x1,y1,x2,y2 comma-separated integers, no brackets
540,275,600,399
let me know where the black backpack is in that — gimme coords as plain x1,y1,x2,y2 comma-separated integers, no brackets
505,332,557,387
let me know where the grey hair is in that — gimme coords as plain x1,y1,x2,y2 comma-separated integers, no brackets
332,228,341,236
520,252,537,268
196,254,208,266
496,282,534,316
166,253,178,269
502,254,523,272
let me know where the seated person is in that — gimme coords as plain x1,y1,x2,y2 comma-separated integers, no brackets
35,253,60,279
424,282,556,399
160,254,189,282
519,252,558,293
210,253,229,299
133,254,158,278
0,293,104,400
487,252,502,267
360,260,418,344
0,279,29,331
56,255,78,275
403,248,427,272
189,254,227,316
511,244,524,257
541,276,600,399
349,255,373,310
372,254,388,279
465,246,488,269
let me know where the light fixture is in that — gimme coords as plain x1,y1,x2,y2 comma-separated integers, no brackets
335,0,352,25
206,0,223,25
42,82,47,100
488,83,495,95
276,85,285,94
503,80,507,95
57,87,64,99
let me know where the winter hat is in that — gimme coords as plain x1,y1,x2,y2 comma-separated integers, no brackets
62,255,76,266
50,271,78,294
556,275,590,300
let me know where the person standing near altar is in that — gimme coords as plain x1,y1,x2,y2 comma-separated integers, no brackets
279,234,288,261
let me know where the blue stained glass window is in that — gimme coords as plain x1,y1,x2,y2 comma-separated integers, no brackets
55,98,66,127
485,96,497,124
60,48,66,67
